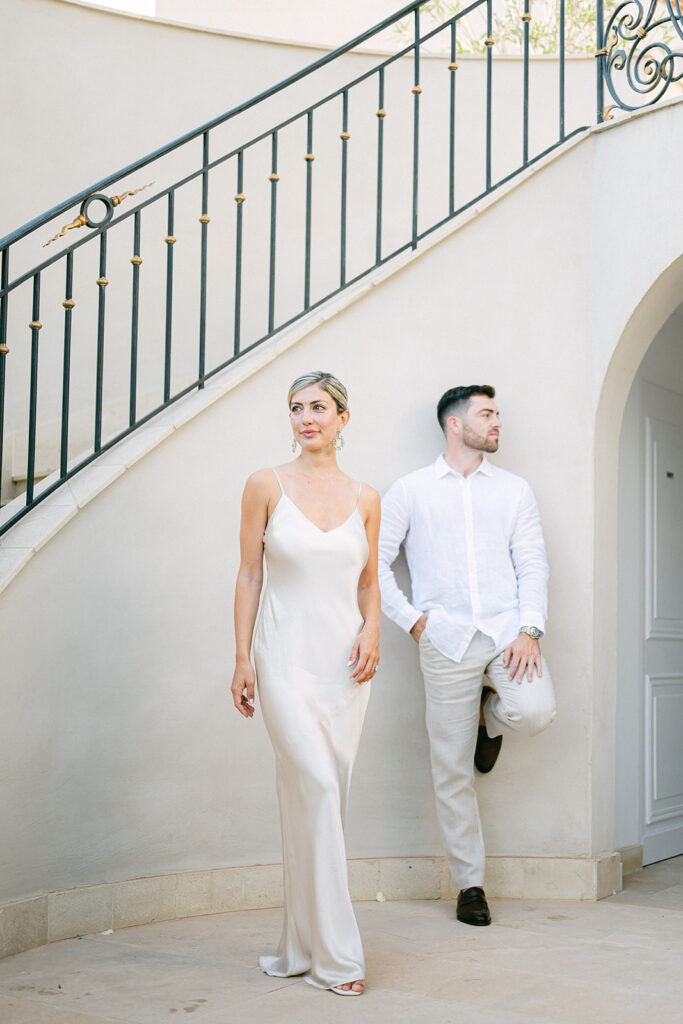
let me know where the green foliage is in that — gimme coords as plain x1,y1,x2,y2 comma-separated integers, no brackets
394,0,619,56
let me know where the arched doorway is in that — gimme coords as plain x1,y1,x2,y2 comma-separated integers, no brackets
593,256,683,872
592,254,683,871
615,302,683,865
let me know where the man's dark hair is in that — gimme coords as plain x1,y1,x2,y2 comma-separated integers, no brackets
437,385,496,432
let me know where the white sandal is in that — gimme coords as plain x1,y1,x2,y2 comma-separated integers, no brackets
332,981,365,997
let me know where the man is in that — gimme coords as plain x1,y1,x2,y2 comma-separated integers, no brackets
378,385,556,926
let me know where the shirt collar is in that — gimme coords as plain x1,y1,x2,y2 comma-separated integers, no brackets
435,454,493,479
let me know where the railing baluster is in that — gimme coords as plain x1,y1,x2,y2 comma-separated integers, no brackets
304,112,314,309
559,0,566,141
523,0,530,165
449,21,457,216
5,0,660,539
412,7,421,248
0,248,8,507
268,133,279,334
60,251,74,477
199,132,210,387
485,0,493,191
376,70,385,265
164,191,175,403
26,273,42,504
234,150,245,356
130,212,142,426
340,91,349,286
94,233,108,452
596,0,605,123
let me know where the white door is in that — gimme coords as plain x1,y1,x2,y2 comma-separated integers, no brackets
641,381,683,864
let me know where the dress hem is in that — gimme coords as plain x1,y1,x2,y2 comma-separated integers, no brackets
259,957,363,991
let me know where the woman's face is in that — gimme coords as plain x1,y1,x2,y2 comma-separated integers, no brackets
289,384,348,452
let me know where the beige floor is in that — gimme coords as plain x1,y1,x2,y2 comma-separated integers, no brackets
1,857,682,1024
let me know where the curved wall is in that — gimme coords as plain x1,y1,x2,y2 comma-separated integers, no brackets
2,100,681,919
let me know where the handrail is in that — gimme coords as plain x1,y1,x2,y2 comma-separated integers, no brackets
0,0,492,301
0,1,425,252
0,0,680,539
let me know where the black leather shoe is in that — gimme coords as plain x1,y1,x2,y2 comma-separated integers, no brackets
456,886,491,926
474,686,502,774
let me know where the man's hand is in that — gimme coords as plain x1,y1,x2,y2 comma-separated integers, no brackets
503,632,542,684
410,613,428,644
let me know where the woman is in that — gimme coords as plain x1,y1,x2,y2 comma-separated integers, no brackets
231,371,381,996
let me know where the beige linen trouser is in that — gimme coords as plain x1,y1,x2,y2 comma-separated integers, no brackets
418,629,556,890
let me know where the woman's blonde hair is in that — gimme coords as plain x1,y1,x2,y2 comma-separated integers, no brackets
287,372,348,414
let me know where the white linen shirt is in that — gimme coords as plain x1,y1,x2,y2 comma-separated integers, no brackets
378,455,549,662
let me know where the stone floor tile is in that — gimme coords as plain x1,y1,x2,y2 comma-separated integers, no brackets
0,991,131,1023
608,882,683,910
0,858,680,1024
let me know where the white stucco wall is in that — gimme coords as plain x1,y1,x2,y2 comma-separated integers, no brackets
155,0,411,49
1,0,595,499
1,98,681,905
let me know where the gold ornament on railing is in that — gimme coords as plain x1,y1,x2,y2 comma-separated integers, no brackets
43,182,154,247
43,213,87,247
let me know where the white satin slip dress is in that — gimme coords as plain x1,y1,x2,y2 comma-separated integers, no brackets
253,469,371,990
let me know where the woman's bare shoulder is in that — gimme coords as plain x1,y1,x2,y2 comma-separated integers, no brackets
358,482,381,514
243,467,280,497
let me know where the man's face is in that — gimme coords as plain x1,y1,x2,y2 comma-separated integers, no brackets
460,394,501,453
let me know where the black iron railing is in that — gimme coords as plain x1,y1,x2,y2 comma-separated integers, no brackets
0,0,680,536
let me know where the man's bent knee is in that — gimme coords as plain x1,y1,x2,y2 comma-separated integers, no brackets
514,700,556,737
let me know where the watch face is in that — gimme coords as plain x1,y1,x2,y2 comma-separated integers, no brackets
522,626,541,639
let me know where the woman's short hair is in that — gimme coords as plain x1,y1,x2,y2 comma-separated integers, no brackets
288,372,349,414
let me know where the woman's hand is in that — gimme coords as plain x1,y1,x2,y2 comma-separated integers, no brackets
231,658,256,717
348,625,380,684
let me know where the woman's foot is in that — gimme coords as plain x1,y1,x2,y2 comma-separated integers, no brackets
332,980,365,996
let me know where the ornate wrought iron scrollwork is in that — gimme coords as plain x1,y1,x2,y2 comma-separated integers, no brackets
603,0,683,111
43,182,154,247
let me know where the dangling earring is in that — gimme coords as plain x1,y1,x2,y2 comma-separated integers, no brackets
334,428,344,452
291,438,297,454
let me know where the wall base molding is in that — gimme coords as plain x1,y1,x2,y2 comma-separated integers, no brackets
0,853,622,960
617,844,644,877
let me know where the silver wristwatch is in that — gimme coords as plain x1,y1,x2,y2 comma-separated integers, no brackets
519,625,542,640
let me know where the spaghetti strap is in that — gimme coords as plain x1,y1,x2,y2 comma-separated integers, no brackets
273,469,285,496
355,480,362,507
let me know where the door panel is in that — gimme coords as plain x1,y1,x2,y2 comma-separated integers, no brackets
647,416,683,637
642,386,683,864
646,675,683,821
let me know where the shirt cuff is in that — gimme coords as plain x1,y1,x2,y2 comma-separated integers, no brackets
396,603,423,634
519,611,546,638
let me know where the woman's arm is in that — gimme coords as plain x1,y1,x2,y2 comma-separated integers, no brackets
231,471,271,718
350,487,382,684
